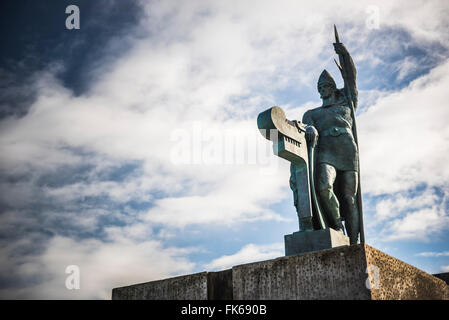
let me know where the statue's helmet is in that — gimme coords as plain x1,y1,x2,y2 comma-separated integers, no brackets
317,69,336,90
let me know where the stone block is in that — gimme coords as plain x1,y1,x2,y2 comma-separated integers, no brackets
112,244,449,300
284,228,349,256
112,270,232,300
232,244,449,300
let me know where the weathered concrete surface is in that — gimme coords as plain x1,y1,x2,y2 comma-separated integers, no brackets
285,228,349,256
232,244,449,300
112,272,208,300
112,245,448,300
112,270,233,300
366,248,449,300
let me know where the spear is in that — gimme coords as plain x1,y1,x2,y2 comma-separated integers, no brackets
333,25,365,244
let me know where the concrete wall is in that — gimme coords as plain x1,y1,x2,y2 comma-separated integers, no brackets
232,244,449,300
112,270,233,300
112,272,209,300
233,244,371,299
112,244,449,300
365,245,449,300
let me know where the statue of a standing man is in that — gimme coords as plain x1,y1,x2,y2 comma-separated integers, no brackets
290,35,361,245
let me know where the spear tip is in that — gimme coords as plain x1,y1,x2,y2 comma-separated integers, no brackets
334,24,340,43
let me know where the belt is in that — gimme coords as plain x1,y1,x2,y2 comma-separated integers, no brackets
321,126,352,137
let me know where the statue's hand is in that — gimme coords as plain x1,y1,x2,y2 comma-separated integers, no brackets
333,42,348,55
305,125,318,146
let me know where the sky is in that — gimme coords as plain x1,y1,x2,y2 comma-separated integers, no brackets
0,0,448,299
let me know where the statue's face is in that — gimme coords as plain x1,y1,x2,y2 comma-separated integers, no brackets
318,83,335,99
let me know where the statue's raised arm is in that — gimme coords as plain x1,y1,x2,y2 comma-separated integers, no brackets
333,26,358,109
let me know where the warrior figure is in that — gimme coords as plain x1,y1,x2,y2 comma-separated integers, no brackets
290,40,361,245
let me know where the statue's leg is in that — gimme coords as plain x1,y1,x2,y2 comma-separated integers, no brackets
317,163,343,231
341,170,359,245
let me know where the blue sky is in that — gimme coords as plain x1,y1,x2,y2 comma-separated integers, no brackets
1,0,449,299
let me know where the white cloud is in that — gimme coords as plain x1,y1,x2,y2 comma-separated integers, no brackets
1,0,448,227
396,56,419,81
359,60,449,195
365,187,449,242
416,251,449,257
373,189,439,223
386,207,449,242
357,60,449,242
441,266,449,272
204,243,284,270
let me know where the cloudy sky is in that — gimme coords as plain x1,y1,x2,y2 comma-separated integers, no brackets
1,0,449,299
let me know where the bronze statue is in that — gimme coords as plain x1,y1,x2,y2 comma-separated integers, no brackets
257,26,364,248
290,26,364,244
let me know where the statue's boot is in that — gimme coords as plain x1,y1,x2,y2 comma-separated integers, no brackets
344,198,360,245
319,187,344,231
326,204,344,231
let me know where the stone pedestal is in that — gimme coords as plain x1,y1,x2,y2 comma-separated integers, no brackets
232,244,449,300
284,228,349,256
112,244,449,300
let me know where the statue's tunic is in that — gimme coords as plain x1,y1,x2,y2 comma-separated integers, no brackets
302,92,358,172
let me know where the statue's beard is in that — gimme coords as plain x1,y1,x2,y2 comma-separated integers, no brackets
319,88,335,100
320,92,331,99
